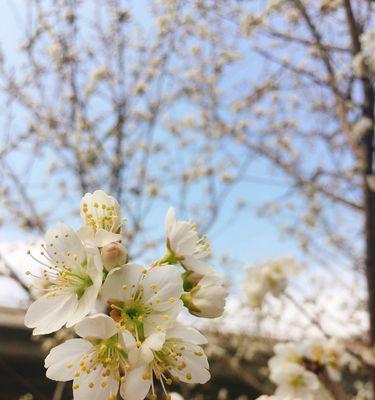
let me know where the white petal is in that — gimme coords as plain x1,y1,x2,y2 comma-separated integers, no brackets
165,207,176,233
74,364,119,400
66,284,101,328
170,221,197,255
140,332,165,364
144,332,165,351
101,264,144,303
74,314,118,339
120,330,138,366
45,339,93,381
120,364,151,400
76,226,96,246
25,293,77,335
182,256,214,275
140,345,154,364
45,222,86,266
142,265,183,307
143,301,183,337
94,229,122,247
166,326,208,345
171,349,210,384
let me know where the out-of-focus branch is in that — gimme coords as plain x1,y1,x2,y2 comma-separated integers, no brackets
52,382,65,400
318,369,350,400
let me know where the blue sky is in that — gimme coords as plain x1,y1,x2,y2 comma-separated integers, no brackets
0,0,304,287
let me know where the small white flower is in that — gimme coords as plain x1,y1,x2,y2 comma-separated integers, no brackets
101,264,184,337
121,324,210,400
24,223,103,335
244,257,296,308
302,338,351,382
271,363,320,400
164,207,213,275
185,273,227,318
45,314,136,400
79,190,122,247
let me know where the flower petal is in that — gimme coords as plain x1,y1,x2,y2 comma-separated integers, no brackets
101,264,144,303
66,284,101,328
142,265,183,308
45,339,93,381
74,314,118,339
120,364,151,400
45,222,86,267
74,363,119,400
182,256,214,275
143,300,183,337
24,293,77,335
94,229,122,247
166,325,208,345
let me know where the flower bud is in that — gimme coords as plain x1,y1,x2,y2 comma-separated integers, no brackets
185,273,227,318
100,242,128,271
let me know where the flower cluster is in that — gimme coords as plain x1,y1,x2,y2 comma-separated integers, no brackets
24,190,227,400
243,257,296,308
267,339,352,400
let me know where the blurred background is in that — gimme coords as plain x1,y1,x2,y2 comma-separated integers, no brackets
0,0,373,399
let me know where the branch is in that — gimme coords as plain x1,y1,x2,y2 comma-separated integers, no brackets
318,369,350,400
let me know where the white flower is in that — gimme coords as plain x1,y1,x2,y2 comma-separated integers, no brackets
302,338,351,382
24,223,103,335
79,190,122,247
101,264,184,337
164,207,213,275
269,342,305,371
271,363,320,400
45,314,136,400
185,273,227,318
244,257,296,308
121,324,210,400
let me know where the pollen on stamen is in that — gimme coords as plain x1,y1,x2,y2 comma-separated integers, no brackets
73,384,79,390
88,382,94,388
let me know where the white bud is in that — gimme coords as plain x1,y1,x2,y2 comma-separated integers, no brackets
100,242,128,271
189,273,227,318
